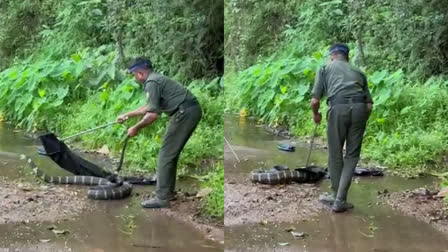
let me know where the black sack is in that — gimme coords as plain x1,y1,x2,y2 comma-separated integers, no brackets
39,133,156,185
39,133,112,178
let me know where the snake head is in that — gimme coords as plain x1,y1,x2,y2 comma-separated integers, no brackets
106,173,118,182
106,173,124,184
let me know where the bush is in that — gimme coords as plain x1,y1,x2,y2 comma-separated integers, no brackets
228,44,448,176
200,162,224,218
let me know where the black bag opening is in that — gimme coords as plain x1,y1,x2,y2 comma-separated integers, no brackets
39,133,156,184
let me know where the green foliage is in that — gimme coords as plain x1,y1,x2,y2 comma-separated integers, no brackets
0,0,223,82
200,162,224,218
225,0,448,78
234,49,325,126
225,0,307,71
226,0,448,177
121,0,224,80
0,47,118,130
0,0,224,217
363,74,448,172
229,46,448,176
0,49,223,175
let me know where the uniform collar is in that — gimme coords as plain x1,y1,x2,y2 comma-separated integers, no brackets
143,72,155,89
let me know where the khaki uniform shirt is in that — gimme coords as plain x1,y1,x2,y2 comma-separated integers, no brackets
312,59,373,103
144,72,195,115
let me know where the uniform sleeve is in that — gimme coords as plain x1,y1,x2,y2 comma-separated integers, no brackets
311,67,326,99
145,81,162,114
361,73,373,104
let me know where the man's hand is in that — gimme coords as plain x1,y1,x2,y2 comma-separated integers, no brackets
127,126,139,137
117,114,129,124
310,98,322,124
313,112,322,124
310,97,322,124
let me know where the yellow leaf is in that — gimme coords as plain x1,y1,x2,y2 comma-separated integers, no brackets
280,86,287,94
38,89,46,98
240,108,247,117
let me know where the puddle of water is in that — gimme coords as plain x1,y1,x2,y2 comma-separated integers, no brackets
0,122,222,252
225,114,448,252
0,197,219,252
225,115,327,174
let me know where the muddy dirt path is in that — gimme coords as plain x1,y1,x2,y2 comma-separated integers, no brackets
224,114,448,252
0,122,223,251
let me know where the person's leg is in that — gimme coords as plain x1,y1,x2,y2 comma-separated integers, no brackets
142,105,202,208
333,103,368,212
322,104,350,204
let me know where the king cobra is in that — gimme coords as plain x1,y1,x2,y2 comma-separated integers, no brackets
250,165,326,185
20,154,132,200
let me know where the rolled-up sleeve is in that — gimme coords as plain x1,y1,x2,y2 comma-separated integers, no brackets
311,67,325,99
144,81,162,114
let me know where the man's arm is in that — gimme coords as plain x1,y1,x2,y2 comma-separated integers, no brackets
310,67,325,124
361,73,373,116
310,98,322,124
127,112,158,137
134,112,158,130
117,105,148,123
123,80,162,136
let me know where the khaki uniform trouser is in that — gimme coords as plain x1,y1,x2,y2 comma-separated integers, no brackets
156,103,202,200
327,103,369,201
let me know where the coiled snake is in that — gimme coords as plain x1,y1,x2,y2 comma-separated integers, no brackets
250,165,326,185
250,165,383,185
20,154,132,200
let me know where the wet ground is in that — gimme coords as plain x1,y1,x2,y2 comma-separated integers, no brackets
224,114,448,252
0,122,223,252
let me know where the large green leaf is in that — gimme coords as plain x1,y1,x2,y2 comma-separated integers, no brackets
56,86,69,99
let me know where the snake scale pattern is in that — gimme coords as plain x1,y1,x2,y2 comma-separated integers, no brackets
20,154,132,200
250,166,326,185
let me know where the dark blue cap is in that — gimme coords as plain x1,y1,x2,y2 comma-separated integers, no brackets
127,58,152,73
329,44,349,56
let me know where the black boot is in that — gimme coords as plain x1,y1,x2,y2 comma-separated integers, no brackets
331,199,354,213
141,197,170,208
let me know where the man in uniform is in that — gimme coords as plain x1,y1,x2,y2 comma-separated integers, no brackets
310,44,373,212
117,58,202,208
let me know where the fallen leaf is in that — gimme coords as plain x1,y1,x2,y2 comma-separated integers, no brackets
278,242,289,246
196,187,213,198
285,227,295,232
436,187,448,198
291,231,308,238
52,229,69,235
359,230,374,238
200,245,215,248
96,145,110,155
259,220,268,225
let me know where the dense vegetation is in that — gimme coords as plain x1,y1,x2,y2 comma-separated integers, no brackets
225,0,448,177
225,0,448,78
0,0,224,217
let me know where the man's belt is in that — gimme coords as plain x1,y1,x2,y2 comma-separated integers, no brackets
328,95,366,106
170,99,199,116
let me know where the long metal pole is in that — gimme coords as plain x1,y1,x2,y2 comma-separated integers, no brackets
224,136,240,163
305,124,318,168
60,121,117,141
